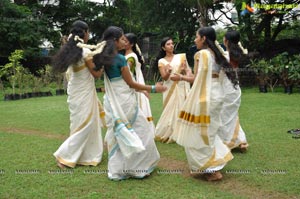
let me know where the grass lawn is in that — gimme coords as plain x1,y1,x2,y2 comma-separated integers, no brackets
0,88,299,199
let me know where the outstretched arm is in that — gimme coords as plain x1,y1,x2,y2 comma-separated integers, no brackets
121,66,166,93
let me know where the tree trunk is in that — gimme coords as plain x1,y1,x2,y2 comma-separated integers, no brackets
197,0,210,27
264,15,273,49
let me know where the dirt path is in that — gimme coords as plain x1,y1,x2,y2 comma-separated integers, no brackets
1,127,298,199
0,127,66,140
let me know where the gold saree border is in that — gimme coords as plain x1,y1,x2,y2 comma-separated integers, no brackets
56,156,76,168
56,156,100,168
73,64,86,72
199,51,209,144
147,117,153,122
179,111,210,124
78,161,100,166
115,118,132,129
163,54,187,108
199,150,233,171
71,111,93,135
163,82,177,108
227,117,240,149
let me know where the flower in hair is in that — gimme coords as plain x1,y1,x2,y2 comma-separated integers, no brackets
238,42,248,54
135,44,145,63
67,34,73,41
88,41,107,56
74,35,84,43
215,40,226,56
76,40,107,59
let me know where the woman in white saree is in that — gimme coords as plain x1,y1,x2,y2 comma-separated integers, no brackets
123,33,155,136
52,20,104,168
172,27,236,181
155,37,194,143
219,30,249,152
91,26,166,180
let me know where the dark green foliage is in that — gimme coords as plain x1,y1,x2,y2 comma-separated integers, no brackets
0,0,47,57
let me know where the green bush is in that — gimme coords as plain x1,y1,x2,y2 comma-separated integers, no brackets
250,52,300,92
0,49,25,94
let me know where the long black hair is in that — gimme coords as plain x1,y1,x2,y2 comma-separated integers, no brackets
93,26,124,71
124,33,145,70
198,27,238,87
225,30,244,64
52,20,89,73
153,37,173,74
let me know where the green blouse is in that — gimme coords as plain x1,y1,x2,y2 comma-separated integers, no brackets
105,54,127,79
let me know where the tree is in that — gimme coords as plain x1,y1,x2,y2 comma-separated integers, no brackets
29,0,106,49
0,0,110,57
0,50,25,95
0,0,47,57
234,0,300,57
134,0,201,57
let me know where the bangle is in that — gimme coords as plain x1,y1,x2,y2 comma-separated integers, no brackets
151,85,156,93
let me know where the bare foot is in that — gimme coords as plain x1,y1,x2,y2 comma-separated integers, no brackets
166,139,175,144
56,160,66,169
239,143,249,153
205,171,223,181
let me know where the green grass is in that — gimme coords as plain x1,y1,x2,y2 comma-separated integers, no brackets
0,89,300,198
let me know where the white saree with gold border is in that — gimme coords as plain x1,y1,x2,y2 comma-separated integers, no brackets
155,53,191,143
172,49,233,172
125,52,155,136
53,48,104,168
219,70,248,149
103,73,160,180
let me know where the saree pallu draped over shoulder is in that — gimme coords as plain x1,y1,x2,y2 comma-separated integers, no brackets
159,53,190,105
125,52,155,136
103,73,160,180
155,53,191,143
54,49,104,167
172,49,233,172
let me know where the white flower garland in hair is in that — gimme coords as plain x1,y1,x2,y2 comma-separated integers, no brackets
88,41,107,56
67,34,84,44
135,44,145,63
76,41,107,69
238,42,248,54
76,41,107,54
77,40,107,55
74,35,84,43
215,40,226,56
76,42,98,49
67,34,73,41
